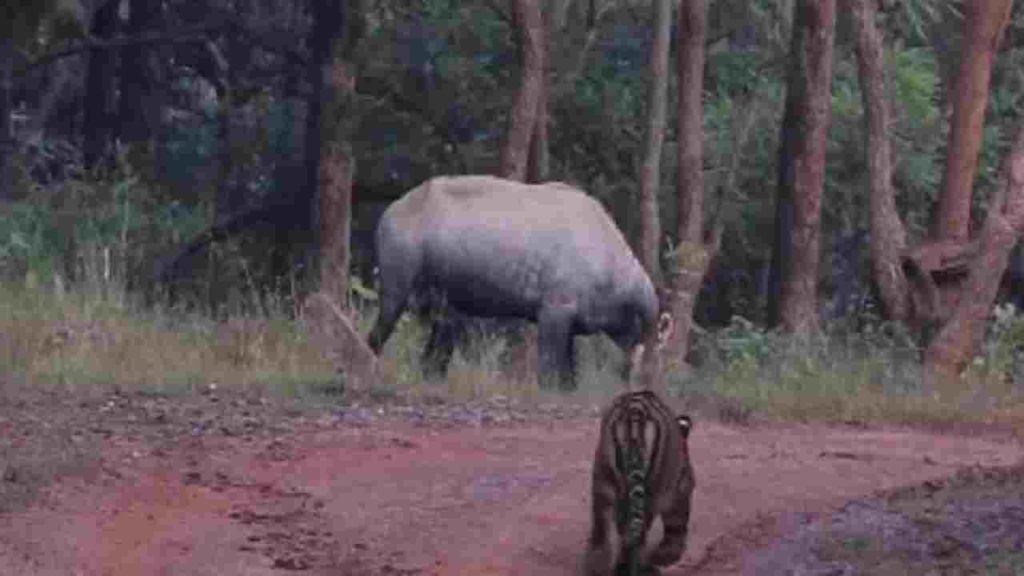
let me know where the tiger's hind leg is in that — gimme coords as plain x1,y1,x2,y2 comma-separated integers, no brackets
583,491,621,576
648,482,694,568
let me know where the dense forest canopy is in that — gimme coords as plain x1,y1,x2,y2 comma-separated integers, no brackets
2,0,1024,386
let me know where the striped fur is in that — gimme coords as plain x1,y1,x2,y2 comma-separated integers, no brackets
584,391,695,576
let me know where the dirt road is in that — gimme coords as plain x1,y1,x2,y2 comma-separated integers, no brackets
0,399,1021,575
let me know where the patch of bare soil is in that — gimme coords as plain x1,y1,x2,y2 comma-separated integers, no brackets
722,464,1024,575
0,389,1021,575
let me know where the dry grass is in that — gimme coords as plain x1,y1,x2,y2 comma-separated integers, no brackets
0,282,337,395
4,279,1024,431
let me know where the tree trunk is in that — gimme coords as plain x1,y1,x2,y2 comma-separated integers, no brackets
83,0,120,171
0,40,13,200
924,126,1024,388
317,65,356,307
309,0,361,309
526,6,549,184
633,0,672,392
500,0,544,181
662,0,711,373
932,0,1014,243
850,0,910,322
119,0,162,146
300,0,377,391
766,0,836,333
637,0,671,282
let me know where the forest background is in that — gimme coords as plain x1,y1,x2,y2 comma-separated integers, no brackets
3,0,1024,426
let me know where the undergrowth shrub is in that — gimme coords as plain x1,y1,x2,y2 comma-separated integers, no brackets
674,312,1024,426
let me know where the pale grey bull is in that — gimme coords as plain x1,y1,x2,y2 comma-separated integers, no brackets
367,175,658,390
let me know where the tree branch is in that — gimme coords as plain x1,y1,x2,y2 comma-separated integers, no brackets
14,23,230,78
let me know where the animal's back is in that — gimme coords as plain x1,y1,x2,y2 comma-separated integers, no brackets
384,175,628,246
586,390,695,576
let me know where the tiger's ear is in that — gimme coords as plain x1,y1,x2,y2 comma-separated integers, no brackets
677,415,693,438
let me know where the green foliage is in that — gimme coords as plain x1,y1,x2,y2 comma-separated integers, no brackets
706,51,763,98
0,159,208,290
890,47,940,127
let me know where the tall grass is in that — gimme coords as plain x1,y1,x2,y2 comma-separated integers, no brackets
675,315,1024,427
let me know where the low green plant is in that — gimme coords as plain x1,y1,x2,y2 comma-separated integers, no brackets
674,312,1024,427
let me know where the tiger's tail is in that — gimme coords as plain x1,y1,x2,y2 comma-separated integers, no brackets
623,398,650,576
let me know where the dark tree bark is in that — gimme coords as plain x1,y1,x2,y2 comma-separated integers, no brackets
300,0,378,390
766,0,836,333
500,0,544,181
83,0,120,171
933,0,1014,243
850,0,910,322
637,0,671,283
118,0,163,146
304,0,362,308
924,126,1024,388
662,0,712,373
0,40,13,200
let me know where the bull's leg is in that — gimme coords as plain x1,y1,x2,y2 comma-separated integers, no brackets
422,316,458,379
368,293,407,352
367,279,412,355
538,306,575,391
562,335,578,392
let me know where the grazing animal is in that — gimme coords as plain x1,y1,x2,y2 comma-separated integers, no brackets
584,391,695,576
367,175,658,390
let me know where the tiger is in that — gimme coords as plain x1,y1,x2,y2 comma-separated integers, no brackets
583,390,695,576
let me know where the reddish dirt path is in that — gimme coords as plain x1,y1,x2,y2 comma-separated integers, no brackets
0,419,1020,575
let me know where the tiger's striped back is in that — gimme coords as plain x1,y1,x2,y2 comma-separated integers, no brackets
585,390,695,576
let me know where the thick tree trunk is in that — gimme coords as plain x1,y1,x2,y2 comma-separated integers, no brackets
317,60,356,307
850,0,910,322
301,0,376,390
309,0,361,309
500,0,544,181
662,0,710,373
637,0,671,282
83,0,120,171
766,0,836,333
119,0,162,146
932,0,1014,243
924,127,1024,388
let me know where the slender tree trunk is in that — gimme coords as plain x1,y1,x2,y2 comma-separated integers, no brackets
500,0,544,181
924,127,1024,388
766,0,836,333
850,0,910,322
633,0,672,392
662,0,710,372
0,39,13,200
932,0,1014,243
526,6,549,184
83,0,120,171
637,0,672,282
